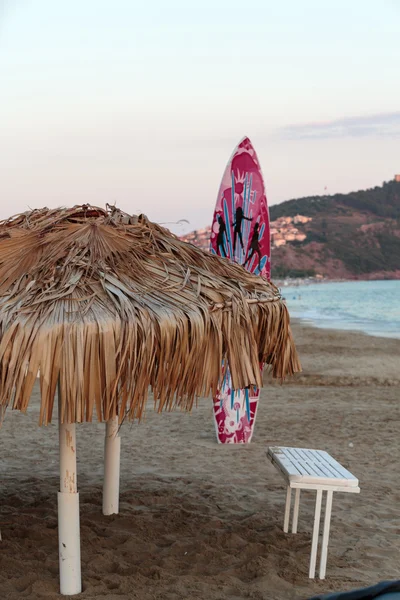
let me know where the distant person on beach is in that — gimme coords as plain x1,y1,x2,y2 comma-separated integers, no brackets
232,206,252,253
244,222,262,269
216,214,227,257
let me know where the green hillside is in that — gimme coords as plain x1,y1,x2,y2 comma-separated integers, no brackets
269,180,400,279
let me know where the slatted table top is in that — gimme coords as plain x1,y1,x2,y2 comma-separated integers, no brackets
267,446,359,488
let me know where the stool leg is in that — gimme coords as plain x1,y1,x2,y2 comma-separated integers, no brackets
319,490,333,579
292,489,301,533
283,486,291,533
309,489,323,578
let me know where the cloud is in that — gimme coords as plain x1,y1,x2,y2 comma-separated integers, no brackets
280,112,400,140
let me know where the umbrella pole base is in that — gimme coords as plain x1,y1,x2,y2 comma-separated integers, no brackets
103,417,121,516
58,491,82,595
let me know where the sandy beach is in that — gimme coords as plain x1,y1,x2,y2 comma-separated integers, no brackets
0,320,399,600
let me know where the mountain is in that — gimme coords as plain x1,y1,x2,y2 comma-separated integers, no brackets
180,179,400,280
269,180,400,279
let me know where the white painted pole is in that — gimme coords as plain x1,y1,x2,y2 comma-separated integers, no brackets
319,490,333,579
58,385,82,596
309,489,323,579
283,486,291,533
103,415,121,516
292,488,301,534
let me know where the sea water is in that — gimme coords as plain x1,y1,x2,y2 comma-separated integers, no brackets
282,279,400,339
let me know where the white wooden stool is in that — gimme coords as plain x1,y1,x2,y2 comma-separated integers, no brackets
267,446,360,579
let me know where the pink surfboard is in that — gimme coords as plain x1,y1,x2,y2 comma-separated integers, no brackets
210,137,271,444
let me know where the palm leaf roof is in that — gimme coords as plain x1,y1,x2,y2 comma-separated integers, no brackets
0,205,300,424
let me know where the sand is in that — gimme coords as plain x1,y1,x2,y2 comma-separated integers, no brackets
0,320,399,600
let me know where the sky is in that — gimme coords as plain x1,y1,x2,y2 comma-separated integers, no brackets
1,0,399,235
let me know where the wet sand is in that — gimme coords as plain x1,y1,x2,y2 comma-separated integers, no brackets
0,320,399,599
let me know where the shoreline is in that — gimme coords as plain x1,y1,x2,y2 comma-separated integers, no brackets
289,315,400,341
0,321,399,600
274,275,400,288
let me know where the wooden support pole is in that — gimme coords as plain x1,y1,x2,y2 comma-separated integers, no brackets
309,489,323,579
292,488,301,534
58,384,82,595
319,490,333,579
103,416,121,516
283,486,291,533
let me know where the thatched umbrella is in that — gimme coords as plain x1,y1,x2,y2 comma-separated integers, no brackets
0,204,300,595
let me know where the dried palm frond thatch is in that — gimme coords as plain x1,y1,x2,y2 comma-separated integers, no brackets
0,204,300,425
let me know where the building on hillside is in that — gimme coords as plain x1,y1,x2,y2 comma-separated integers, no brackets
275,216,293,225
181,226,211,252
295,233,306,242
395,174,400,182
271,232,286,247
293,215,312,224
